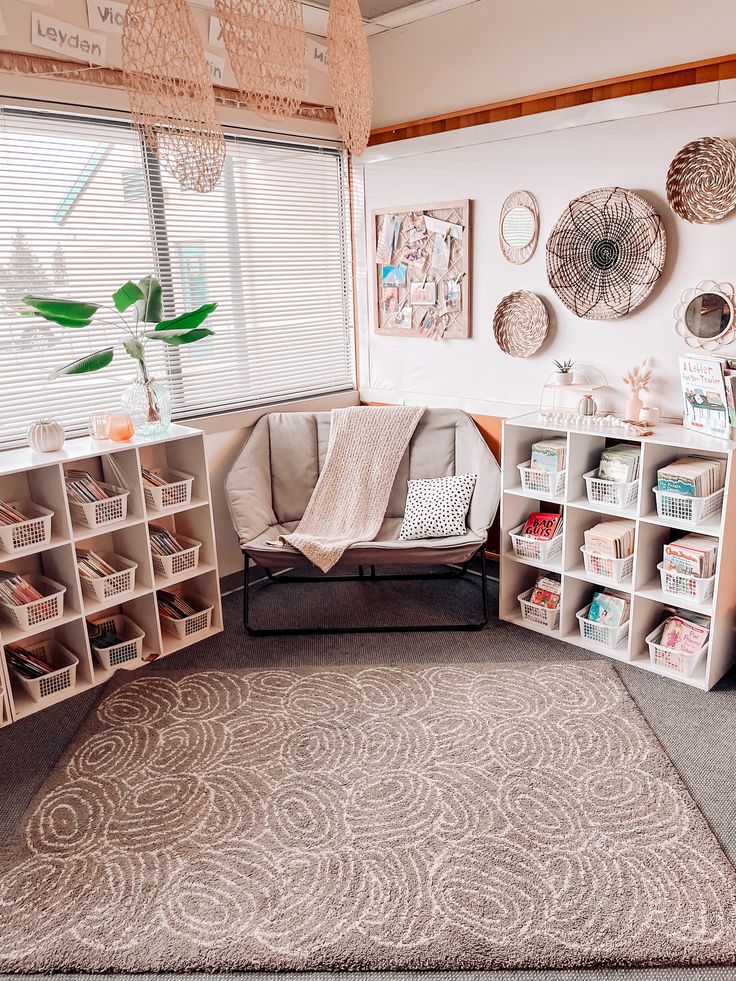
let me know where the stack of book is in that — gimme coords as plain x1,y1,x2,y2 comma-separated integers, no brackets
588,589,630,626
529,573,561,609
583,518,635,558
76,549,118,581
141,468,168,488
0,573,43,607
88,621,124,650
5,643,52,678
520,511,563,541
657,457,725,498
598,444,640,483
149,525,186,557
663,535,718,578
660,613,710,654
157,590,198,620
65,471,116,504
0,502,29,526
530,438,566,472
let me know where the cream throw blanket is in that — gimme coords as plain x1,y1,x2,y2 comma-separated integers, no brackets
279,405,425,572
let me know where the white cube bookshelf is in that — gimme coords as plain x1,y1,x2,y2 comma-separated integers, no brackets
501,413,736,691
0,425,222,723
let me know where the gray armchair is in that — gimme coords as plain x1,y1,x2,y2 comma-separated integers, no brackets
225,407,501,633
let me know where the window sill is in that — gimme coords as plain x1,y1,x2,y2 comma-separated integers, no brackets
183,389,360,436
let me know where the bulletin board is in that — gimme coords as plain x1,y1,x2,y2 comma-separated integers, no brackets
371,200,472,340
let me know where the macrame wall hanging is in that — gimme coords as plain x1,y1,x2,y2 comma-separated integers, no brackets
328,0,373,156
213,0,307,120
122,0,226,193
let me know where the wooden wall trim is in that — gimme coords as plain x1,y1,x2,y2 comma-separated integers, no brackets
368,52,736,146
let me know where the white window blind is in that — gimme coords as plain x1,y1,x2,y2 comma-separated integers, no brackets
0,108,354,447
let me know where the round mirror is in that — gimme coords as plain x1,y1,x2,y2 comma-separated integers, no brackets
684,292,733,339
502,206,535,248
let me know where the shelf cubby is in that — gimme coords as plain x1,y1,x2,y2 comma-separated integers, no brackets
139,435,210,516
158,568,221,657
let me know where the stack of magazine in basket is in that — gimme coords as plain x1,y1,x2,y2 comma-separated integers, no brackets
663,536,718,578
76,549,117,581
657,457,725,497
528,573,561,609
150,525,185,557
141,468,168,489
158,590,197,620
598,444,640,483
5,643,52,678
584,519,635,558
0,573,42,606
65,471,115,504
0,502,30,526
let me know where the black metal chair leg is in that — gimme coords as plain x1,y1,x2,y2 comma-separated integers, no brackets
242,554,250,631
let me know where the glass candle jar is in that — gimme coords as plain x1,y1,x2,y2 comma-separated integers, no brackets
105,413,135,442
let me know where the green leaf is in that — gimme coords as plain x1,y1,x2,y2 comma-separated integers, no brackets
49,348,114,379
113,281,144,312
22,295,98,324
155,302,217,332
36,312,93,328
123,339,144,362
144,327,214,345
136,276,163,323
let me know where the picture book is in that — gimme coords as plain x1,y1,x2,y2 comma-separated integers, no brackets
583,518,635,558
529,574,561,609
657,456,725,498
660,614,710,655
679,355,731,440
663,535,718,578
530,437,566,473
521,512,562,540
598,444,640,483
588,590,630,627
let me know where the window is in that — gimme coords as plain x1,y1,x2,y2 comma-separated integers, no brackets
0,108,354,447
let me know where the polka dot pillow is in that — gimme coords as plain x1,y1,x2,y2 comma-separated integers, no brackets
398,473,477,541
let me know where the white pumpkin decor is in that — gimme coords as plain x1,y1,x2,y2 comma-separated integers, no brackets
27,419,65,453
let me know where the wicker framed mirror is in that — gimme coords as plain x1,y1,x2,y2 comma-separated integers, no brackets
675,280,736,350
499,191,538,264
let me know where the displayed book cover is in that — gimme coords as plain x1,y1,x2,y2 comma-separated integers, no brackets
679,355,731,441
588,590,630,627
657,456,725,498
522,512,562,540
529,574,561,609
663,535,718,578
660,615,710,655
530,437,566,473
598,444,640,483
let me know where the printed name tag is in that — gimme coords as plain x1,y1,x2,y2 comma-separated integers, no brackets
86,0,129,34
32,13,107,64
208,16,223,48
205,51,224,83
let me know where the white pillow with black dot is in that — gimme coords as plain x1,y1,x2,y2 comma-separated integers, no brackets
398,473,477,541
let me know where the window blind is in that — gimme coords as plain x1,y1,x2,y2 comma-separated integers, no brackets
0,108,354,448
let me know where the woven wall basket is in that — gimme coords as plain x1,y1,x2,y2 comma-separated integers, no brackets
666,136,736,224
493,290,549,357
546,186,666,320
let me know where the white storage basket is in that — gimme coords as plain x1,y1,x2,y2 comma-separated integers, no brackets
78,552,138,604
68,482,129,530
160,594,213,641
657,563,715,605
151,534,201,579
143,468,194,511
509,523,563,564
580,546,634,583
583,470,639,509
517,461,566,498
88,613,145,670
0,501,53,554
0,575,65,632
576,604,630,651
653,487,724,526
517,587,560,631
8,640,78,702
646,622,708,678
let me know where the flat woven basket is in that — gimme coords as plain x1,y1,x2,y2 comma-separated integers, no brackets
546,186,666,320
666,137,736,224
493,290,548,357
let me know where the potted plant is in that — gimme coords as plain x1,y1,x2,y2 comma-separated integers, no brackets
552,359,575,385
21,277,216,437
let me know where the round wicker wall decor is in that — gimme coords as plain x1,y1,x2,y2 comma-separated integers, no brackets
546,186,666,320
493,290,549,357
666,136,736,223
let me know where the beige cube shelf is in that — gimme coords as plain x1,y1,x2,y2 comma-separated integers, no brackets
500,413,736,691
0,425,222,723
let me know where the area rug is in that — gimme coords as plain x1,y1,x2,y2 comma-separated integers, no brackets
2,661,736,972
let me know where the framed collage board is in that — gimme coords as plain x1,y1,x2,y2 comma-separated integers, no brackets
372,200,472,340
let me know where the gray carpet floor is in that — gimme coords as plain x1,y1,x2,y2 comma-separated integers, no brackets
2,565,736,980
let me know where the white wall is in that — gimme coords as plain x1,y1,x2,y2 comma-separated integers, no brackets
357,81,736,422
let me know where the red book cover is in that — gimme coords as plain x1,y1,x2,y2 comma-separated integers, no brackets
522,512,561,541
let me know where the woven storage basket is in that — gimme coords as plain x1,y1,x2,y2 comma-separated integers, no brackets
8,640,78,702
78,552,138,604
88,613,145,670
584,470,638,509
493,291,548,357
0,575,65,632
576,604,630,651
666,137,736,224
657,563,715,605
0,501,53,554
68,483,129,530
653,487,723,526
517,461,566,498
646,622,708,678
143,468,194,511
151,534,201,579
517,588,560,631
160,594,213,641
580,546,634,584
509,523,563,564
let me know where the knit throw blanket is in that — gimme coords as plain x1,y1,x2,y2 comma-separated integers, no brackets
280,405,425,572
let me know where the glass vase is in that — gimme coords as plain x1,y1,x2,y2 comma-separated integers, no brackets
121,369,172,437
